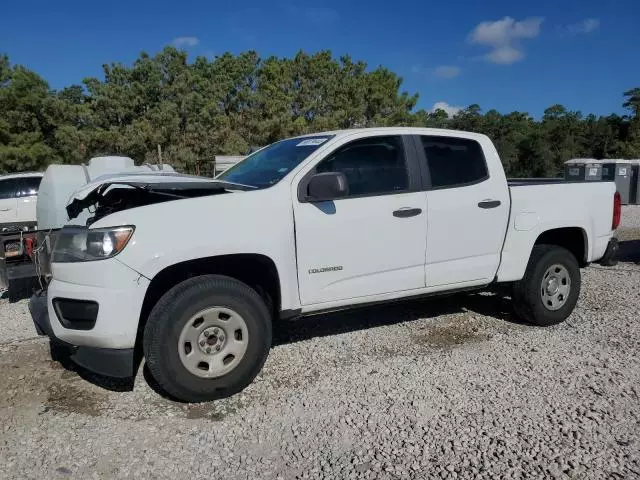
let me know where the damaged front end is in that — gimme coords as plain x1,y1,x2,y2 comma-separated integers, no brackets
66,179,245,225
30,176,252,286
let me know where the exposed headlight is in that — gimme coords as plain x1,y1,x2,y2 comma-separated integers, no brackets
52,226,134,263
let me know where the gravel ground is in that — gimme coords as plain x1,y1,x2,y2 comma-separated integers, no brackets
0,297,38,344
620,203,640,229
1,207,639,480
616,203,640,241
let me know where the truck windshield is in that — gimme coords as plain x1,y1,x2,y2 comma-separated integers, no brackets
217,136,333,189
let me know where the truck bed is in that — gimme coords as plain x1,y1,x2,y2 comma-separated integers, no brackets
497,179,616,282
507,178,614,187
508,178,567,186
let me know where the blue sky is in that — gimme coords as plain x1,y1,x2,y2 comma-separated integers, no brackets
2,0,639,117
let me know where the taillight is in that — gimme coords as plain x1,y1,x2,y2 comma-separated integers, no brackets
25,237,35,257
612,191,621,230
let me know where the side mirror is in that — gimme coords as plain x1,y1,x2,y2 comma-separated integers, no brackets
306,172,349,201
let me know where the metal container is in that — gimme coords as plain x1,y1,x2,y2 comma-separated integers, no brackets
600,160,632,204
615,161,633,204
584,161,603,181
600,161,617,181
564,159,586,180
630,161,640,205
597,159,640,204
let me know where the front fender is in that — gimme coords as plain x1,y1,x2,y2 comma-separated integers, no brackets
92,188,301,311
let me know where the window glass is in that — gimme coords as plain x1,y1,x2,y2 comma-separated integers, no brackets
16,176,42,197
0,179,17,200
420,136,488,188
316,136,408,196
218,136,333,189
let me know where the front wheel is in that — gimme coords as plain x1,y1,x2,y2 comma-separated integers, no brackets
513,245,581,326
143,275,272,402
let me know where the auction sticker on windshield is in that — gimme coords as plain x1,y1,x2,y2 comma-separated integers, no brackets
297,138,328,147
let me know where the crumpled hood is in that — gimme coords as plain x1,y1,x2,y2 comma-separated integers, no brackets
65,172,234,222
68,172,215,203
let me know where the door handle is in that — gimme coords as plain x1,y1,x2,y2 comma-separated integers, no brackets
393,207,422,218
478,200,501,209
0,208,11,212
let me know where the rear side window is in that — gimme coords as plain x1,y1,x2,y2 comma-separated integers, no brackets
0,179,17,200
16,176,42,197
316,136,408,196
420,136,488,189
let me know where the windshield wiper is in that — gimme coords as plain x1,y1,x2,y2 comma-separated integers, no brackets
211,180,258,190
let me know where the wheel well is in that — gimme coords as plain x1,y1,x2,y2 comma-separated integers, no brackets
534,227,588,266
137,254,281,341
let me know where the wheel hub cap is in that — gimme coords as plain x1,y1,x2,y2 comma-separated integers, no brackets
178,307,249,379
541,264,571,311
545,277,559,296
196,328,224,353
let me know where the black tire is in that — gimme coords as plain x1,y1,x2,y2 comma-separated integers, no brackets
143,275,272,402
512,245,581,326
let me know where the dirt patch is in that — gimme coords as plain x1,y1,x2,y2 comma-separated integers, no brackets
137,388,249,421
0,342,57,408
413,319,487,349
180,389,259,420
45,382,106,417
371,345,401,358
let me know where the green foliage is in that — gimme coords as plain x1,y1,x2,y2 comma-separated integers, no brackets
0,49,638,176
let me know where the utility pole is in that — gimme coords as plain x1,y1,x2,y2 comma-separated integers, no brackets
157,144,162,164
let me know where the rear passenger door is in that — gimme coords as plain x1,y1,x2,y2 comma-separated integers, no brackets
293,135,428,306
15,176,41,224
0,179,18,226
415,135,510,287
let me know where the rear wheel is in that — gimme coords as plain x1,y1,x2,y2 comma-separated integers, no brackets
513,245,581,326
143,275,272,402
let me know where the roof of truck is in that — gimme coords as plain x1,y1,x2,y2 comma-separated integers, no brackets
292,127,490,141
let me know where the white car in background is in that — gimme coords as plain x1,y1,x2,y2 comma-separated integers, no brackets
0,172,43,230
1,159,175,299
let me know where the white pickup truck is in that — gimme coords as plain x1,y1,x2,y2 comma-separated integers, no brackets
29,128,620,402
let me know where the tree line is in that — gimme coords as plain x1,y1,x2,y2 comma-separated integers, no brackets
1,47,639,177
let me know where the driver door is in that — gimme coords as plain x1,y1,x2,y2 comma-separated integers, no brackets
293,134,428,306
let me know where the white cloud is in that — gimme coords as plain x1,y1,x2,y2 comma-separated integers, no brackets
485,45,523,64
430,101,463,117
171,36,200,48
434,65,461,79
565,18,600,35
470,17,542,45
469,16,543,65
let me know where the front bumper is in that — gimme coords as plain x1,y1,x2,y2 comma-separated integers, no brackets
29,291,135,378
47,259,150,349
28,258,149,378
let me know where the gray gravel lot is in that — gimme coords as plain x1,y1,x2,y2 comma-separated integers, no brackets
1,207,639,479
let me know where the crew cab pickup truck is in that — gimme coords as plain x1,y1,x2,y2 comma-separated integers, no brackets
29,128,620,402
